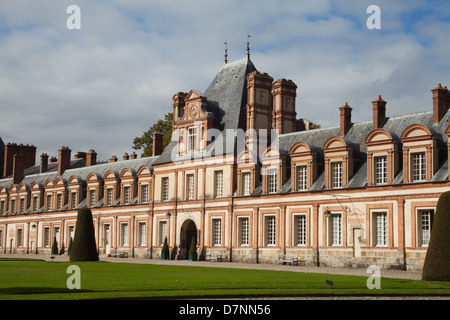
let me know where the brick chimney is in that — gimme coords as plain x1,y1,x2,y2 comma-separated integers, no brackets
3,143,36,177
74,152,86,161
152,131,163,156
432,83,450,124
130,152,137,159
110,155,118,163
12,153,25,184
339,102,352,136
123,153,129,161
86,149,97,166
50,157,58,163
58,146,71,176
40,153,49,173
272,78,297,134
372,95,387,129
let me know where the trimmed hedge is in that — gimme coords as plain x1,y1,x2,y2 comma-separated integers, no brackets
422,191,450,281
69,208,99,261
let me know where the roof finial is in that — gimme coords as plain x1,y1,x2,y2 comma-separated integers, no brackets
246,33,251,59
224,41,228,64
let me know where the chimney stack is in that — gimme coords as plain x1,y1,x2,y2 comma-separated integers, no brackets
12,153,25,184
339,102,352,136
40,153,49,173
3,143,36,177
372,95,387,129
58,146,71,176
110,155,118,163
272,78,297,134
123,153,129,161
152,131,164,156
86,149,97,166
432,83,450,124
74,152,86,162
130,152,137,159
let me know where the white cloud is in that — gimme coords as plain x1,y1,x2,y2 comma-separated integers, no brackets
0,0,449,162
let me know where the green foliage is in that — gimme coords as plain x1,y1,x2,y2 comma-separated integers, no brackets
51,236,58,255
188,237,197,261
133,112,173,157
161,236,169,260
422,191,450,281
70,208,99,261
67,237,73,255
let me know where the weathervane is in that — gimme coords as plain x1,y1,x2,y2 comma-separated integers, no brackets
224,41,228,64
246,33,251,58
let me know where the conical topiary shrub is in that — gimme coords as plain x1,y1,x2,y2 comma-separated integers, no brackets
67,236,73,256
51,236,58,255
70,208,99,261
188,237,197,261
161,236,169,260
422,191,450,281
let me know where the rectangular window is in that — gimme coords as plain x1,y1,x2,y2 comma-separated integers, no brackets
412,152,426,181
11,199,16,214
295,215,307,246
419,209,434,246
43,227,50,247
329,213,342,246
375,156,388,185
214,171,223,198
267,168,278,193
105,188,112,206
0,230,2,247
159,221,167,246
89,189,96,208
242,172,251,196
123,186,131,204
138,222,146,246
120,223,129,246
0,200,4,214
374,212,388,246
186,174,195,200
70,192,77,209
162,177,169,201
141,184,149,203
32,196,39,212
46,194,52,211
297,165,308,191
19,198,25,213
187,126,197,153
238,217,249,246
212,218,222,246
17,229,23,247
56,194,62,210
331,162,343,188
265,216,276,246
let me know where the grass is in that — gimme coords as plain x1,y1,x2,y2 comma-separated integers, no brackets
0,259,449,300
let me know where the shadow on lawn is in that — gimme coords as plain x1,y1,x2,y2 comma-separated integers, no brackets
0,287,93,295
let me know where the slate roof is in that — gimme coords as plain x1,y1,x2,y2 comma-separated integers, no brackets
154,57,256,165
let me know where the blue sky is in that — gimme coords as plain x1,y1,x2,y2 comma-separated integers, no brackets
0,0,449,162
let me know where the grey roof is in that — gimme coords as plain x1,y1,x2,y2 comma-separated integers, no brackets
155,57,256,165
0,156,158,191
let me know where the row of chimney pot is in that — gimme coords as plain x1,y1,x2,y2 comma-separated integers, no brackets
3,84,449,184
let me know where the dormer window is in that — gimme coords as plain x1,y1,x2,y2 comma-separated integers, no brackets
187,126,197,153
331,162,343,189
400,124,437,183
296,165,307,191
267,168,278,193
375,156,388,185
412,152,426,182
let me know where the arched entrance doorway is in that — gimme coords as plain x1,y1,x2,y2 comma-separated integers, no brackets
179,219,197,260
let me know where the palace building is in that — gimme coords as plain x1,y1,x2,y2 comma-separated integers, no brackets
1,55,450,271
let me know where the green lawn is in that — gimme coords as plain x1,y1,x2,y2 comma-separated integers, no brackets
0,259,449,300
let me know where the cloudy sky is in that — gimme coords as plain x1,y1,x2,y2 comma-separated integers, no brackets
1,0,449,162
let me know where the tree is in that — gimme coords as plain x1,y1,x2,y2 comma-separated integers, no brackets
51,236,58,255
133,112,173,157
70,208,99,261
161,236,169,260
422,191,450,281
189,237,197,261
